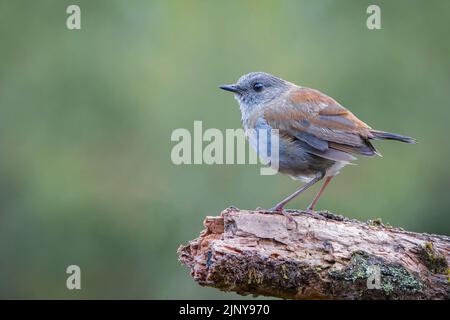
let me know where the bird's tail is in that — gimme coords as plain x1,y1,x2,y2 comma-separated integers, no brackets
370,130,417,144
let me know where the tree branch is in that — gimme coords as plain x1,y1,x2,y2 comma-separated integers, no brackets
178,207,449,299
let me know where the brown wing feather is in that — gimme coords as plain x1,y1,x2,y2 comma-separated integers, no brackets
263,87,378,157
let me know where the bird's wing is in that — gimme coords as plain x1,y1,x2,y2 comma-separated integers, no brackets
263,87,379,159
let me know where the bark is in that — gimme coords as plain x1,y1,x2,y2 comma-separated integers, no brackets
178,207,450,300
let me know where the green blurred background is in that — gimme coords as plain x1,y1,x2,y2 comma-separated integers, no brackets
0,0,449,299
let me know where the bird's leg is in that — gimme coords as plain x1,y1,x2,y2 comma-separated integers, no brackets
270,173,324,213
306,176,334,211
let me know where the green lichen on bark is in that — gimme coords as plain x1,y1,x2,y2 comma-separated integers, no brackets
206,252,323,298
330,251,425,299
415,242,448,274
367,218,384,226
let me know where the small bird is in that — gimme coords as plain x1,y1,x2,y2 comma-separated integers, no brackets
220,72,416,220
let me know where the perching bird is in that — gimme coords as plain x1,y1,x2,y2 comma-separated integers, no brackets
220,72,416,220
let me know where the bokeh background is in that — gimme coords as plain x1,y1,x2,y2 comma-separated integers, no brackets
0,0,449,299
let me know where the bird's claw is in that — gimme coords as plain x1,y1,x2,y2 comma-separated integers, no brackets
282,211,299,230
303,208,315,214
269,206,283,212
268,207,298,230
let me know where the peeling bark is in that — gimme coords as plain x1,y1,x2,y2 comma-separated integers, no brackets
178,207,450,300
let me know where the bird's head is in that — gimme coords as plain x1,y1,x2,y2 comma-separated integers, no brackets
220,72,291,113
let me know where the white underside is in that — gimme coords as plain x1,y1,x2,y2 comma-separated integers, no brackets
291,160,350,182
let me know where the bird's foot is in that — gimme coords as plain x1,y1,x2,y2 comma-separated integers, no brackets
303,208,315,214
269,206,298,230
269,205,283,213
303,203,318,214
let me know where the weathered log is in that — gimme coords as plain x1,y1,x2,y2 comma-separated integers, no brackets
178,207,449,299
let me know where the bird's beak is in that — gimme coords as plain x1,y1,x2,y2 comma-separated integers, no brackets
219,84,241,94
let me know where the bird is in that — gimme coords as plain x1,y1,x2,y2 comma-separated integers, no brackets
219,72,416,221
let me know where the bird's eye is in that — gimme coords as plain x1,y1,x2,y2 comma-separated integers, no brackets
253,82,264,92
